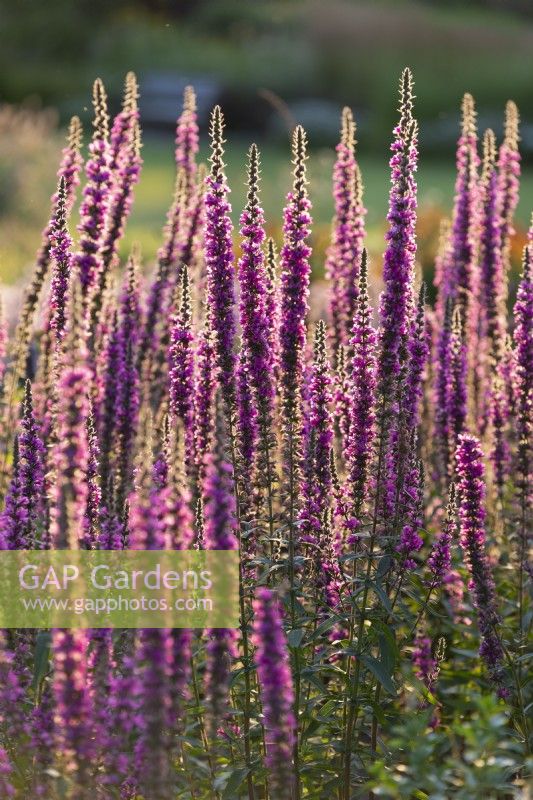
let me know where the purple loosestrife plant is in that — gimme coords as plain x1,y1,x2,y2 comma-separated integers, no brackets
0,748,15,798
404,283,429,431
455,434,508,695
252,588,296,800
434,298,453,478
377,68,418,417
80,409,102,549
31,686,55,798
75,79,111,306
205,106,237,412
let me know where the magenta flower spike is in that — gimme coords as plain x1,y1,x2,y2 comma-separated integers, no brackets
377,69,418,411
205,106,238,412
75,79,112,305
397,451,424,569
449,94,480,344
237,144,275,467
80,408,102,550
48,177,74,344
301,320,334,544
168,265,195,451
427,484,456,587
50,288,91,549
0,748,15,799
347,250,377,523
18,380,47,548
434,298,453,477
252,588,296,799
479,130,506,362
455,434,508,695
326,107,366,353
0,437,27,550
280,125,312,424
193,318,217,487
52,629,94,785
175,85,199,199
447,305,468,456
115,257,141,507
497,101,520,259
203,412,238,729
31,686,55,798
404,283,429,431
513,246,532,513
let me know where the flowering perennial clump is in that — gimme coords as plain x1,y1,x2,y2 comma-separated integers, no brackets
0,70,530,799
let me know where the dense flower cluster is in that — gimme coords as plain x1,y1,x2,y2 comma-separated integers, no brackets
0,69,529,799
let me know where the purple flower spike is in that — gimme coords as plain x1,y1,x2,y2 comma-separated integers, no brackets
75,78,112,306
19,380,47,548
434,298,453,477
348,250,377,521
377,69,418,411
252,588,296,799
280,125,312,423
327,107,366,353
205,106,237,411
301,320,333,543
81,409,102,550
397,450,424,569
513,246,532,538
448,305,468,455
455,434,507,694
428,484,456,587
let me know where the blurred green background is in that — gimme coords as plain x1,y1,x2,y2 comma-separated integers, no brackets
1,0,532,287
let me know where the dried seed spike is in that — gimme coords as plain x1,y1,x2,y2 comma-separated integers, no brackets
340,106,355,151
353,161,364,208
292,124,308,200
124,71,139,113
209,105,226,183
482,129,496,183
461,93,477,139
246,143,261,215
92,78,109,141
68,115,83,152
504,100,519,150
184,84,197,114
399,67,415,130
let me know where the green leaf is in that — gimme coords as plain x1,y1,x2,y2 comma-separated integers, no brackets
287,628,305,649
221,767,251,798
31,631,51,692
376,554,393,581
360,654,396,695
316,699,338,720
